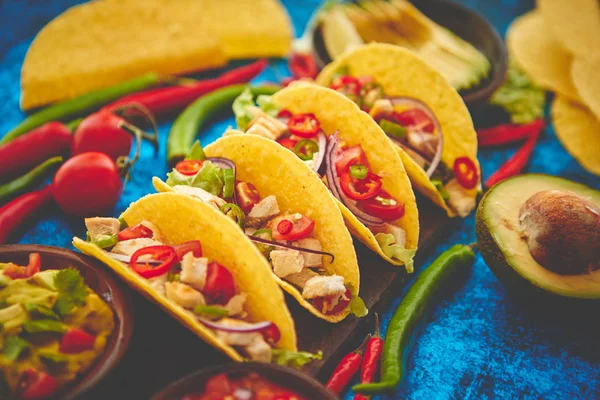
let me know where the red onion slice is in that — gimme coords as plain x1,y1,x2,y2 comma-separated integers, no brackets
246,235,335,262
324,133,385,227
311,131,327,173
206,157,237,204
107,253,163,265
389,97,443,178
196,317,281,344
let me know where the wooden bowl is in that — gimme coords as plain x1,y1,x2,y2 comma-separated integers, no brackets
312,0,508,105
151,363,338,400
0,245,134,400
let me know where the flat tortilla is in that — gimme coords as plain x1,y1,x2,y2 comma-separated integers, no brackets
73,192,297,360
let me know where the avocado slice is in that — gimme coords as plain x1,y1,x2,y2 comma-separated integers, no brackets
30,269,59,291
476,174,600,299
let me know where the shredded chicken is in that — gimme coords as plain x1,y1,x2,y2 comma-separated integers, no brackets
270,249,305,278
369,99,394,120
172,185,227,210
224,294,247,316
302,275,346,300
247,195,280,228
165,282,205,309
292,238,323,267
180,253,208,292
85,217,120,241
245,335,272,363
285,268,319,288
111,238,163,256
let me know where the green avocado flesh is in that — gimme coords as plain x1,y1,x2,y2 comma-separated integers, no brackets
476,174,600,299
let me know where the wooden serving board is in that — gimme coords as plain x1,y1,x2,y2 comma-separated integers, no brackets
85,195,453,399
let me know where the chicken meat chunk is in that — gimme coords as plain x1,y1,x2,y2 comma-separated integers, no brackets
85,217,120,241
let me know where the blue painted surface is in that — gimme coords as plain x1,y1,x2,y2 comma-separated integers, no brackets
1,1,599,399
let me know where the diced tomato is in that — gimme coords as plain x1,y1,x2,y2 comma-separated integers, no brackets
3,253,41,280
340,172,382,201
173,240,203,260
277,109,293,119
277,138,298,152
117,223,153,241
358,190,405,221
18,369,58,400
312,289,351,315
236,182,261,213
357,76,375,86
453,156,479,189
393,109,435,133
204,373,232,395
335,145,369,175
59,327,96,354
287,114,320,138
330,75,361,95
270,214,315,241
175,160,204,176
203,262,236,305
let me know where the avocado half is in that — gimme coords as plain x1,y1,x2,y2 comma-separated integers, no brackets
476,174,600,299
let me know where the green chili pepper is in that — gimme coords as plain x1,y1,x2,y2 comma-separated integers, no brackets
0,156,62,205
1,73,161,145
167,84,281,166
222,169,235,198
349,164,368,179
253,228,274,255
360,82,385,110
193,305,229,319
432,179,450,201
118,217,129,230
332,65,350,80
220,203,245,229
294,140,319,161
379,119,407,139
91,235,119,249
353,244,475,394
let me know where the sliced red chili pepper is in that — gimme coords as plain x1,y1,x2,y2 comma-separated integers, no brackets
175,159,204,176
277,109,293,119
236,181,261,213
117,223,153,241
277,138,298,152
173,240,203,260
288,52,319,79
453,157,479,189
394,109,435,133
130,245,176,279
358,190,405,221
59,327,96,354
277,219,293,236
287,113,320,139
18,369,58,400
340,172,382,201
330,75,361,95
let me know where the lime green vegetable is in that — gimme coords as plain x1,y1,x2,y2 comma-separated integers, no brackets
193,305,229,319
23,320,66,334
90,234,119,249
431,179,450,201
0,156,62,205
349,164,368,179
294,140,319,161
375,233,416,273
379,119,407,139
220,203,245,229
166,161,224,196
222,169,235,199
253,229,274,255
3,336,30,361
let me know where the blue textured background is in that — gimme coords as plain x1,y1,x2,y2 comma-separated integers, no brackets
1,1,599,399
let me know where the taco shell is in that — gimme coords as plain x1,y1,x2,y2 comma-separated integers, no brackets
315,43,480,217
270,83,419,267
571,57,600,121
154,135,360,322
551,96,600,176
73,192,297,360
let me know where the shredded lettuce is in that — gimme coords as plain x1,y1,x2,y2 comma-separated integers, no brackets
271,349,323,368
431,179,450,201
347,284,368,317
232,88,280,131
166,161,224,196
256,95,279,118
375,233,417,273
185,140,206,161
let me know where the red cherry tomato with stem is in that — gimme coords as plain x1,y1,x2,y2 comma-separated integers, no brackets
203,262,236,305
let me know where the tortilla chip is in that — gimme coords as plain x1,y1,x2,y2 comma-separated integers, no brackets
551,96,600,176
73,193,297,360
537,0,600,58
506,10,580,101
315,43,480,217
571,57,600,121
271,84,419,267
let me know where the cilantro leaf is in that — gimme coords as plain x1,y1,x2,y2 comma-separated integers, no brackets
3,336,30,361
271,349,323,369
53,269,89,317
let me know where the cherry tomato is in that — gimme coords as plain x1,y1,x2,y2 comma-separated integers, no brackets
52,152,123,217
277,109,293,119
203,262,236,305
358,190,405,221
330,75,361,95
117,223,153,241
175,160,204,176
393,108,435,133
59,327,96,354
18,369,58,400
277,138,298,152
173,240,203,261
287,113,320,138
335,145,369,175
269,214,315,241
236,182,261,213
3,253,41,280
71,110,133,161
130,245,177,279
453,157,479,189
340,172,382,201
312,289,351,315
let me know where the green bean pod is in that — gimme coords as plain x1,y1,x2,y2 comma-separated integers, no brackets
0,156,63,205
353,244,475,394
167,84,281,166
1,73,161,144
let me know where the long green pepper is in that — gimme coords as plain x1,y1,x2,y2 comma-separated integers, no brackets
353,244,475,394
0,156,62,204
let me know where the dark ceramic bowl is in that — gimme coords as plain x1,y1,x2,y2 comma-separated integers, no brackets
312,0,507,105
151,363,338,400
0,245,134,400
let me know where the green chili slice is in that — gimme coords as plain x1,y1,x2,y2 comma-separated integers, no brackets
294,140,319,161
332,65,350,80
349,164,368,179
222,169,235,199
193,305,229,319
253,229,274,255
220,203,245,229
91,234,119,249
431,179,450,201
379,119,407,139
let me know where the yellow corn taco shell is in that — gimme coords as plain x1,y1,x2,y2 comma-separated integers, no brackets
270,83,419,267
315,43,480,217
73,192,297,360
154,135,360,323
551,96,600,176
571,57,600,121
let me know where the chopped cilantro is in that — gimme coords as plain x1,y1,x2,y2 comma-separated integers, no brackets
3,336,30,361
53,269,89,317
23,320,66,335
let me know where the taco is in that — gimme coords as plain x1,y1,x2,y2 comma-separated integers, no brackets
73,192,299,363
229,83,419,270
153,135,364,322
315,43,481,218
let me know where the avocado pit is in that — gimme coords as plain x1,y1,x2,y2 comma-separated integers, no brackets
519,189,600,275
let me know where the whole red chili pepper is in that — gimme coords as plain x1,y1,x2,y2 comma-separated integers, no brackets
477,119,544,147
107,59,268,117
326,334,371,395
353,315,384,400
484,127,542,188
0,121,71,183
288,52,319,79
0,185,53,244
